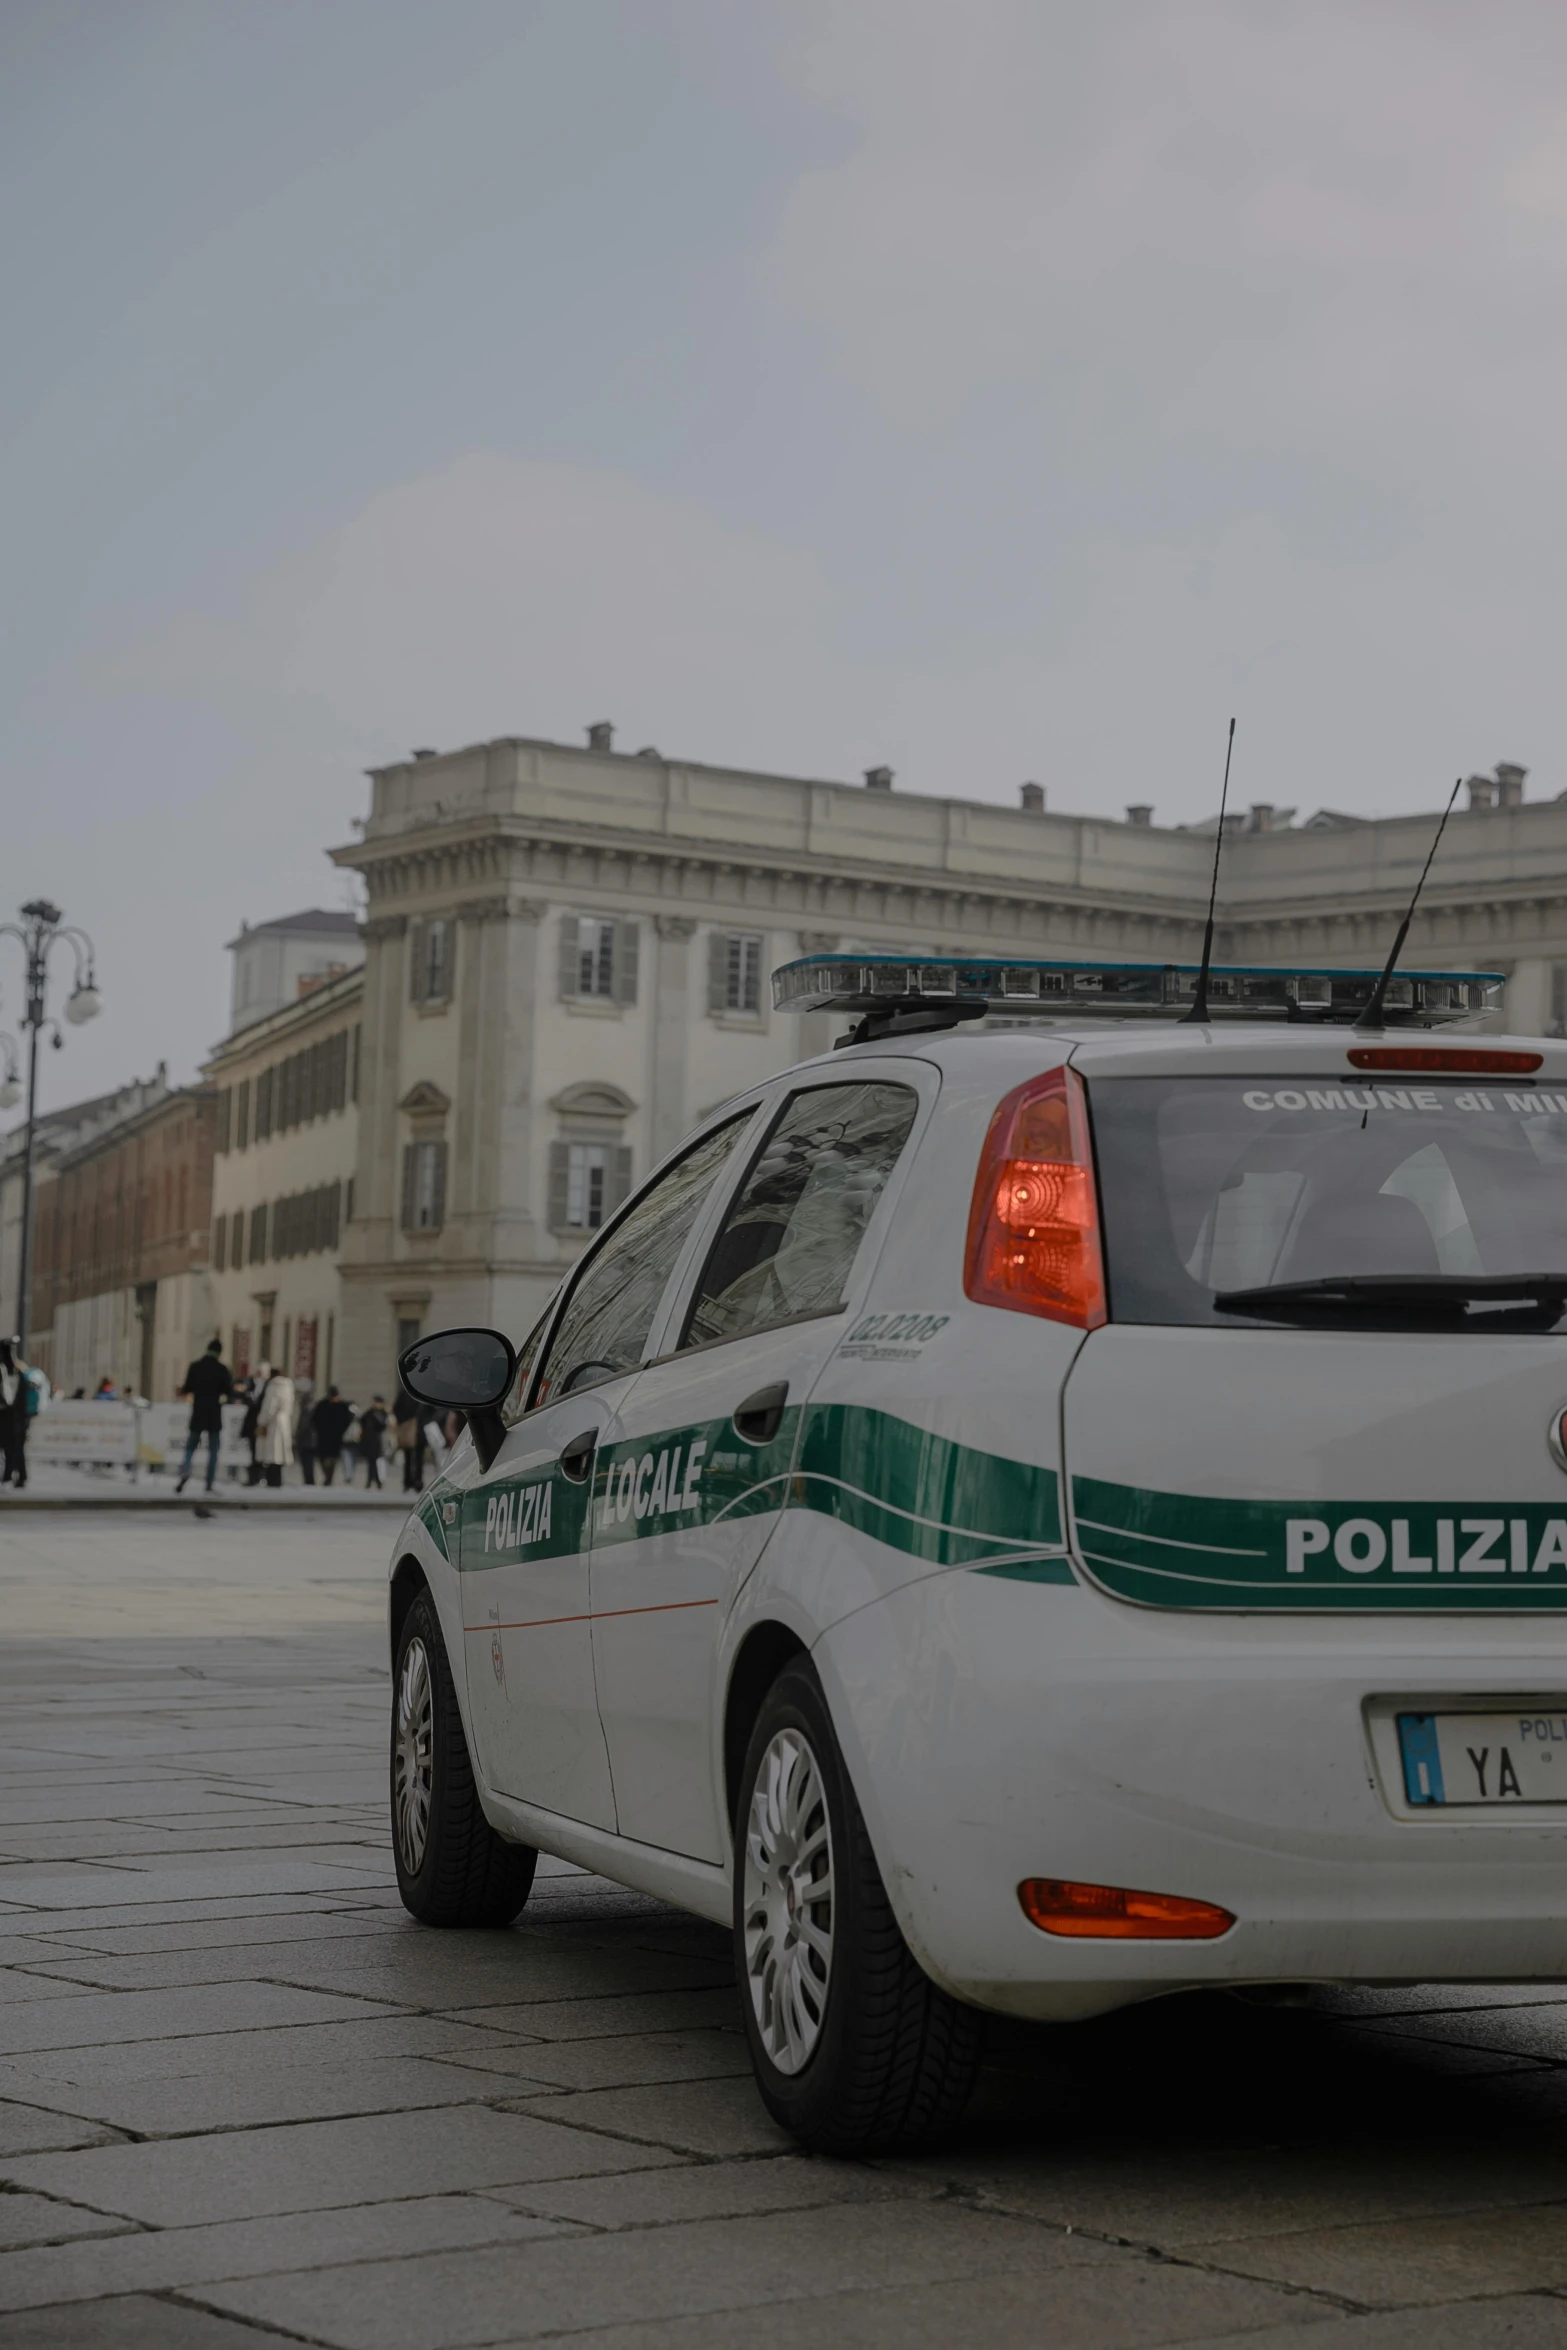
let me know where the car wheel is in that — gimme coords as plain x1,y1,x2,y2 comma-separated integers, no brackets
392,1587,536,1926
734,1659,982,2154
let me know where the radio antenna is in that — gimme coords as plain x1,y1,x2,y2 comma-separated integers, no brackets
1182,716,1235,1024
1356,775,1463,1032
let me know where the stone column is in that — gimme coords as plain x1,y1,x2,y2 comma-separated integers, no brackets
485,897,548,1329
338,911,405,1399
651,916,697,1163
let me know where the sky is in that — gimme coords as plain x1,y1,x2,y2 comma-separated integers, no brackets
6,0,1567,1115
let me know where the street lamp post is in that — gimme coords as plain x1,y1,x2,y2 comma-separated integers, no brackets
0,902,101,1351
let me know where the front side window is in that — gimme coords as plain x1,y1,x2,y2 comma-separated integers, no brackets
685,1081,918,1349
1091,1075,1567,1327
533,1113,753,1404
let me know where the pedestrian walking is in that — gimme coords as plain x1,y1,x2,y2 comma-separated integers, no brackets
356,1396,389,1489
295,1377,318,1485
174,1338,234,1495
256,1366,297,1489
310,1386,354,1485
239,1369,266,1484
393,1383,426,1493
0,1339,31,1489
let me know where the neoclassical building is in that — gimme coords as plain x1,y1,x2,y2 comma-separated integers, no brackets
325,730,1567,1395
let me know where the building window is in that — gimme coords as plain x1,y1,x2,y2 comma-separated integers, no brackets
254,1067,274,1142
235,1078,250,1151
558,915,638,1004
1551,964,1567,1038
401,1140,447,1232
213,1213,227,1274
249,1202,268,1262
215,1089,232,1153
411,918,454,1005
549,1140,632,1232
709,931,763,1015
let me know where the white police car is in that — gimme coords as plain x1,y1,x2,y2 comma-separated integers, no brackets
389,950,1567,2153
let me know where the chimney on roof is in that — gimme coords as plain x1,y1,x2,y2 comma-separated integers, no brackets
1019,781,1045,813
1495,762,1527,808
1466,774,1497,812
411,747,437,760
586,721,614,753
1247,803,1275,833
1125,804,1153,828
863,765,894,791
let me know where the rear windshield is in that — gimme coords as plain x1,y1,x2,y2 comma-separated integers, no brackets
1089,1075,1567,1325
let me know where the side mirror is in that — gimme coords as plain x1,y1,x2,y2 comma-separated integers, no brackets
398,1328,516,1472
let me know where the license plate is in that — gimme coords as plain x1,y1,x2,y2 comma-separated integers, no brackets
1397,1709,1567,1806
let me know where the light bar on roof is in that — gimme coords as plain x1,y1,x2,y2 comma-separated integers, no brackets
771,955,1504,1026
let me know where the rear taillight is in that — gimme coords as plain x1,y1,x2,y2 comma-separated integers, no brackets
964,1065,1106,1329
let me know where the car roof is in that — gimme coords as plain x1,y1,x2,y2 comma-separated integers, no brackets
817,1020,1567,1085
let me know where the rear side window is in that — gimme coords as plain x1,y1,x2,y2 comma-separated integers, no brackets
684,1081,918,1348
1090,1076,1567,1325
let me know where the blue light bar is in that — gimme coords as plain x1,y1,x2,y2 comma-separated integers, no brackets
772,955,1504,1026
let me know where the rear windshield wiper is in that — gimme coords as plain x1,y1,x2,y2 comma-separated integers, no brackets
1212,1274,1567,1330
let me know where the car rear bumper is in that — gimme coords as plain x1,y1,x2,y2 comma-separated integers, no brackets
815,1567,1567,2021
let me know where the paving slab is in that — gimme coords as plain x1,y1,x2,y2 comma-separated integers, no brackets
0,2052,554,2138
491,2152,939,2230
0,1978,392,2059
503,2074,795,2158
0,2197,577,2315
0,2292,303,2344
2,2103,684,2226
1188,2198,1567,2304
0,2102,125,2159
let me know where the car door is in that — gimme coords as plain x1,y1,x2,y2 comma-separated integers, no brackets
590,1072,928,1863
460,1111,757,1826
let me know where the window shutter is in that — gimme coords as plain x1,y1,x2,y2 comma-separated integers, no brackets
409,922,426,1004
615,922,640,1005
326,1180,341,1250
235,1079,250,1150
608,1146,633,1215
708,933,729,1014
213,1214,226,1274
230,1213,243,1271
350,1026,360,1103
431,1142,448,1230
433,920,453,999
215,1089,232,1154
558,916,579,1000
548,1141,570,1231
401,1145,416,1231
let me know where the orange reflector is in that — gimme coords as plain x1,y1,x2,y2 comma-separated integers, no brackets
1018,1878,1234,1940
1346,1047,1542,1074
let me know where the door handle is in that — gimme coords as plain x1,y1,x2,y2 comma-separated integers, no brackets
558,1429,597,1483
733,1382,788,1445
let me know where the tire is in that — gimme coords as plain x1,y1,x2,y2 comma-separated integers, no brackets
733,1659,981,2154
392,1587,537,1926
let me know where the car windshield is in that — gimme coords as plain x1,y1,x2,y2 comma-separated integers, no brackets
1089,1073,1567,1326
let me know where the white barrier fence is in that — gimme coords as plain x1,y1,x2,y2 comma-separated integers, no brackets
27,1400,252,1478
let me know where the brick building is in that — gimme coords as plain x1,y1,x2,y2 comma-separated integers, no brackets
29,1085,218,1399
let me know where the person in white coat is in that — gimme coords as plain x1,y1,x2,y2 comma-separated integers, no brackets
256,1369,296,1489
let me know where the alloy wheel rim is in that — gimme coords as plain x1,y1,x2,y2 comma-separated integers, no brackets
394,1637,433,1875
741,1725,835,2075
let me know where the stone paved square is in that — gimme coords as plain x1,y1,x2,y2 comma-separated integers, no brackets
2,1506,1567,2345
